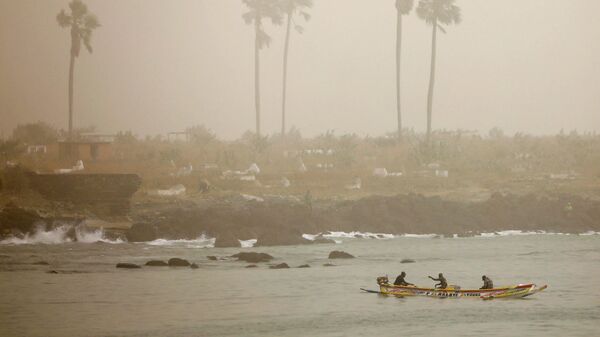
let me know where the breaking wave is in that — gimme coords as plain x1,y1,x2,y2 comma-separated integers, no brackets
145,234,216,248
0,225,124,245
239,239,257,248
302,230,599,242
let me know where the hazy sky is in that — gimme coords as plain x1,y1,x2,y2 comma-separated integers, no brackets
1,0,599,139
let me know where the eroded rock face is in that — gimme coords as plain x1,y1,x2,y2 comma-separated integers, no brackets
28,173,141,216
0,202,42,237
168,258,190,267
116,263,141,269
231,252,274,263
214,232,240,248
256,229,313,247
328,251,355,259
126,223,157,242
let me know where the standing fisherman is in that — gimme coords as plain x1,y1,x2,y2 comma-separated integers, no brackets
428,273,448,289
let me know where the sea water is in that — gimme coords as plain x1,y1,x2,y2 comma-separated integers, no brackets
0,233,599,337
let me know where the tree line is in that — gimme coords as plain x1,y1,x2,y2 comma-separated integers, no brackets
56,0,460,144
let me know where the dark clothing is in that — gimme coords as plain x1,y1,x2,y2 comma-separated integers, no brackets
480,277,494,289
429,275,448,289
394,274,414,286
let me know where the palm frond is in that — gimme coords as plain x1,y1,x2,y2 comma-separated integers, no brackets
69,0,88,20
416,0,460,26
256,29,272,49
56,10,72,28
396,0,414,15
299,10,311,21
242,11,256,24
84,14,100,29
82,33,93,53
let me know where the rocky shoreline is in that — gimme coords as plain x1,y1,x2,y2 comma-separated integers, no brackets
1,192,599,246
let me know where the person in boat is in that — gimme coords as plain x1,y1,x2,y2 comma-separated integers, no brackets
480,275,494,289
428,273,448,289
394,272,414,286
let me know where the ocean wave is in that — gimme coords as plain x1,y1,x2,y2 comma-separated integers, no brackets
145,234,215,248
0,225,123,245
478,230,572,237
239,239,257,248
303,231,395,241
400,233,438,239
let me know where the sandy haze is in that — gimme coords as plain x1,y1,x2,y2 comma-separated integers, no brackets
1,0,599,139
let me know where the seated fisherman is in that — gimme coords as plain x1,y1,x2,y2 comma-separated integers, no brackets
428,273,448,289
480,275,494,289
394,272,414,286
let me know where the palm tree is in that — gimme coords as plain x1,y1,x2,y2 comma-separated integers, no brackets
416,0,460,145
279,0,312,136
57,0,100,141
243,0,282,137
395,0,414,139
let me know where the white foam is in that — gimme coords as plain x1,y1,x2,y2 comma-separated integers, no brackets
0,225,123,245
302,234,317,241
478,230,574,237
145,234,215,248
239,239,257,248
579,231,600,236
400,233,438,239
305,231,396,240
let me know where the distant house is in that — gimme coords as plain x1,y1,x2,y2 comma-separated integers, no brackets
26,145,48,155
54,134,115,161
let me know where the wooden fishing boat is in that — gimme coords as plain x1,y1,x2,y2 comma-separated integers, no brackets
374,276,547,299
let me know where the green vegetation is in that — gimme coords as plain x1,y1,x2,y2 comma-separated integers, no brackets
4,125,599,202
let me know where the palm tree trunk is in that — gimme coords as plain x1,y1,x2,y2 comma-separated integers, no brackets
426,20,437,145
254,19,261,137
68,52,75,141
395,12,403,140
281,12,293,136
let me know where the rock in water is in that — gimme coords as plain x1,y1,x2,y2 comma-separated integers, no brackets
231,252,274,263
145,260,168,266
190,263,199,269
116,263,141,269
168,258,191,267
323,263,336,267
206,256,218,261
297,264,310,268
269,263,290,269
125,223,157,242
214,232,240,248
245,264,258,268
328,251,355,259
400,259,416,263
